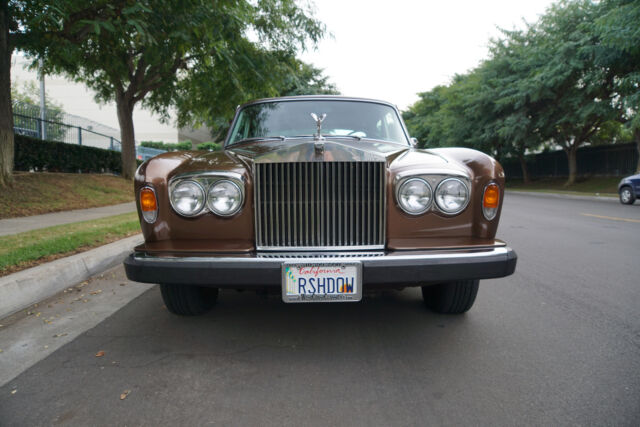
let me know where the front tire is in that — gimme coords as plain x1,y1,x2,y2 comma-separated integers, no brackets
421,280,479,314
160,284,219,316
619,186,635,205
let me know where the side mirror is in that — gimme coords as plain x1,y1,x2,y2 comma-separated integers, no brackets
410,137,419,147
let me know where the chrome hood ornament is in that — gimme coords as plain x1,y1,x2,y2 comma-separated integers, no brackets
310,112,326,156
310,113,326,141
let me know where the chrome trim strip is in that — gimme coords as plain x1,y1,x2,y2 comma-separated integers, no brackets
133,246,510,264
394,169,470,181
170,171,244,182
256,245,386,252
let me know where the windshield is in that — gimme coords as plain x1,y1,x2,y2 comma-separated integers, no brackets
227,100,408,145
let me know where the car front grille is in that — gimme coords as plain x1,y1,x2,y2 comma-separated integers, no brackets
254,162,386,250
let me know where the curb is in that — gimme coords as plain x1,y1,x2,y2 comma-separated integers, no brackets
506,190,618,203
0,234,142,319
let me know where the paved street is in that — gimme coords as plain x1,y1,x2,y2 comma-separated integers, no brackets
1,193,639,425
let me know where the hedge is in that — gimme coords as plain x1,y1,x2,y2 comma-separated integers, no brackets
14,134,123,174
141,140,192,151
196,141,222,151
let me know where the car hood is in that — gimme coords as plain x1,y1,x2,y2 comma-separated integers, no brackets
226,139,407,163
163,139,471,179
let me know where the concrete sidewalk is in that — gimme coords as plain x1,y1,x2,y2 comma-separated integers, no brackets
0,202,136,237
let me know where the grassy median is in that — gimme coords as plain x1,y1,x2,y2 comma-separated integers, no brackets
0,172,134,219
0,212,140,276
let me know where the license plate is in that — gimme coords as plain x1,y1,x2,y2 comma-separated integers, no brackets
282,262,362,303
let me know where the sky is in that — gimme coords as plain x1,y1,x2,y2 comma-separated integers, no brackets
11,0,557,143
301,0,557,110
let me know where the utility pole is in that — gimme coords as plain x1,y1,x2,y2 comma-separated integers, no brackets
39,58,46,140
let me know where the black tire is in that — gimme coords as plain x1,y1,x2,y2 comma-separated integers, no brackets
421,280,479,314
160,284,219,316
619,186,635,205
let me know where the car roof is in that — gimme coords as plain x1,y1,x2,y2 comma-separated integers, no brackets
238,95,399,110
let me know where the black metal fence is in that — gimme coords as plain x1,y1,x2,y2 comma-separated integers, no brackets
502,143,639,179
12,101,165,161
12,101,121,150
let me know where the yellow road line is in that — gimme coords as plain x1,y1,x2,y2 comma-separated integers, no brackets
580,213,640,224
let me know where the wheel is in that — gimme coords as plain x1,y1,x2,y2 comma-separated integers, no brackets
619,186,635,205
421,280,479,314
160,284,218,316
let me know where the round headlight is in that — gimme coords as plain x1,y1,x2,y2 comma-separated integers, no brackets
170,180,205,216
435,178,469,214
397,178,432,215
207,180,243,216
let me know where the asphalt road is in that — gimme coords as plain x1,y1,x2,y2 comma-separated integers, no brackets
1,193,639,426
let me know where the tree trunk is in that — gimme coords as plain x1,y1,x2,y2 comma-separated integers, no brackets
116,94,136,180
518,153,531,185
565,146,578,186
0,1,14,187
635,128,640,174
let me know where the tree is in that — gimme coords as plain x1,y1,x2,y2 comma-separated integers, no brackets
535,1,619,184
34,0,324,180
186,58,338,143
593,0,640,172
1,0,139,187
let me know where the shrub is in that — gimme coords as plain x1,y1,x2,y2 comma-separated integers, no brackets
196,141,222,151
14,134,123,173
141,140,192,151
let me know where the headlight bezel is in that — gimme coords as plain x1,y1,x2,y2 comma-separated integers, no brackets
169,179,206,217
434,177,471,215
396,177,433,215
206,179,244,217
395,173,471,216
168,172,245,218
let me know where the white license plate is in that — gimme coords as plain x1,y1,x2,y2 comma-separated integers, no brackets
282,262,362,303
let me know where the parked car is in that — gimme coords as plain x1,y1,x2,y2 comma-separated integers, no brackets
618,173,640,205
124,96,517,315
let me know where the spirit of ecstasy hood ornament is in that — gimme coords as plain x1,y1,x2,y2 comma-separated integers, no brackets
310,113,326,156
310,113,326,141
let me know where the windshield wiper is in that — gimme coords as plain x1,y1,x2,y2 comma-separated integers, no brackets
287,134,362,141
234,136,286,144
323,135,362,141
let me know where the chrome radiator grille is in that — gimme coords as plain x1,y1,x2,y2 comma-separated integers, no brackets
254,162,386,250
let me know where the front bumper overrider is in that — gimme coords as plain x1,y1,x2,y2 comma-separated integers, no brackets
124,244,517,288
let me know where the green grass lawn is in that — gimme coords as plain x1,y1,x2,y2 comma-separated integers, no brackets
507,176,623,197
0,172,134,219
0,212,140,276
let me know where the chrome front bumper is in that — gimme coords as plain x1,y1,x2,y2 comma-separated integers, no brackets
124,246,517,288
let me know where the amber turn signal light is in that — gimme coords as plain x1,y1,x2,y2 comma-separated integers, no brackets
482,183,500,221
140,188,157,211
483,184,500,209
140,187,158,223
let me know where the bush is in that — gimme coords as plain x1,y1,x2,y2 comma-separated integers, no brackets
14,134,123,173
196,141,222,151
141,140,192,151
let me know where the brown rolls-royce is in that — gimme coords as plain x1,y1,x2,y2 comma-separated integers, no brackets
124,96,517,315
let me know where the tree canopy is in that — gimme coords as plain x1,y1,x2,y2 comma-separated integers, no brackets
404,0,640,183
18,0,326,179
